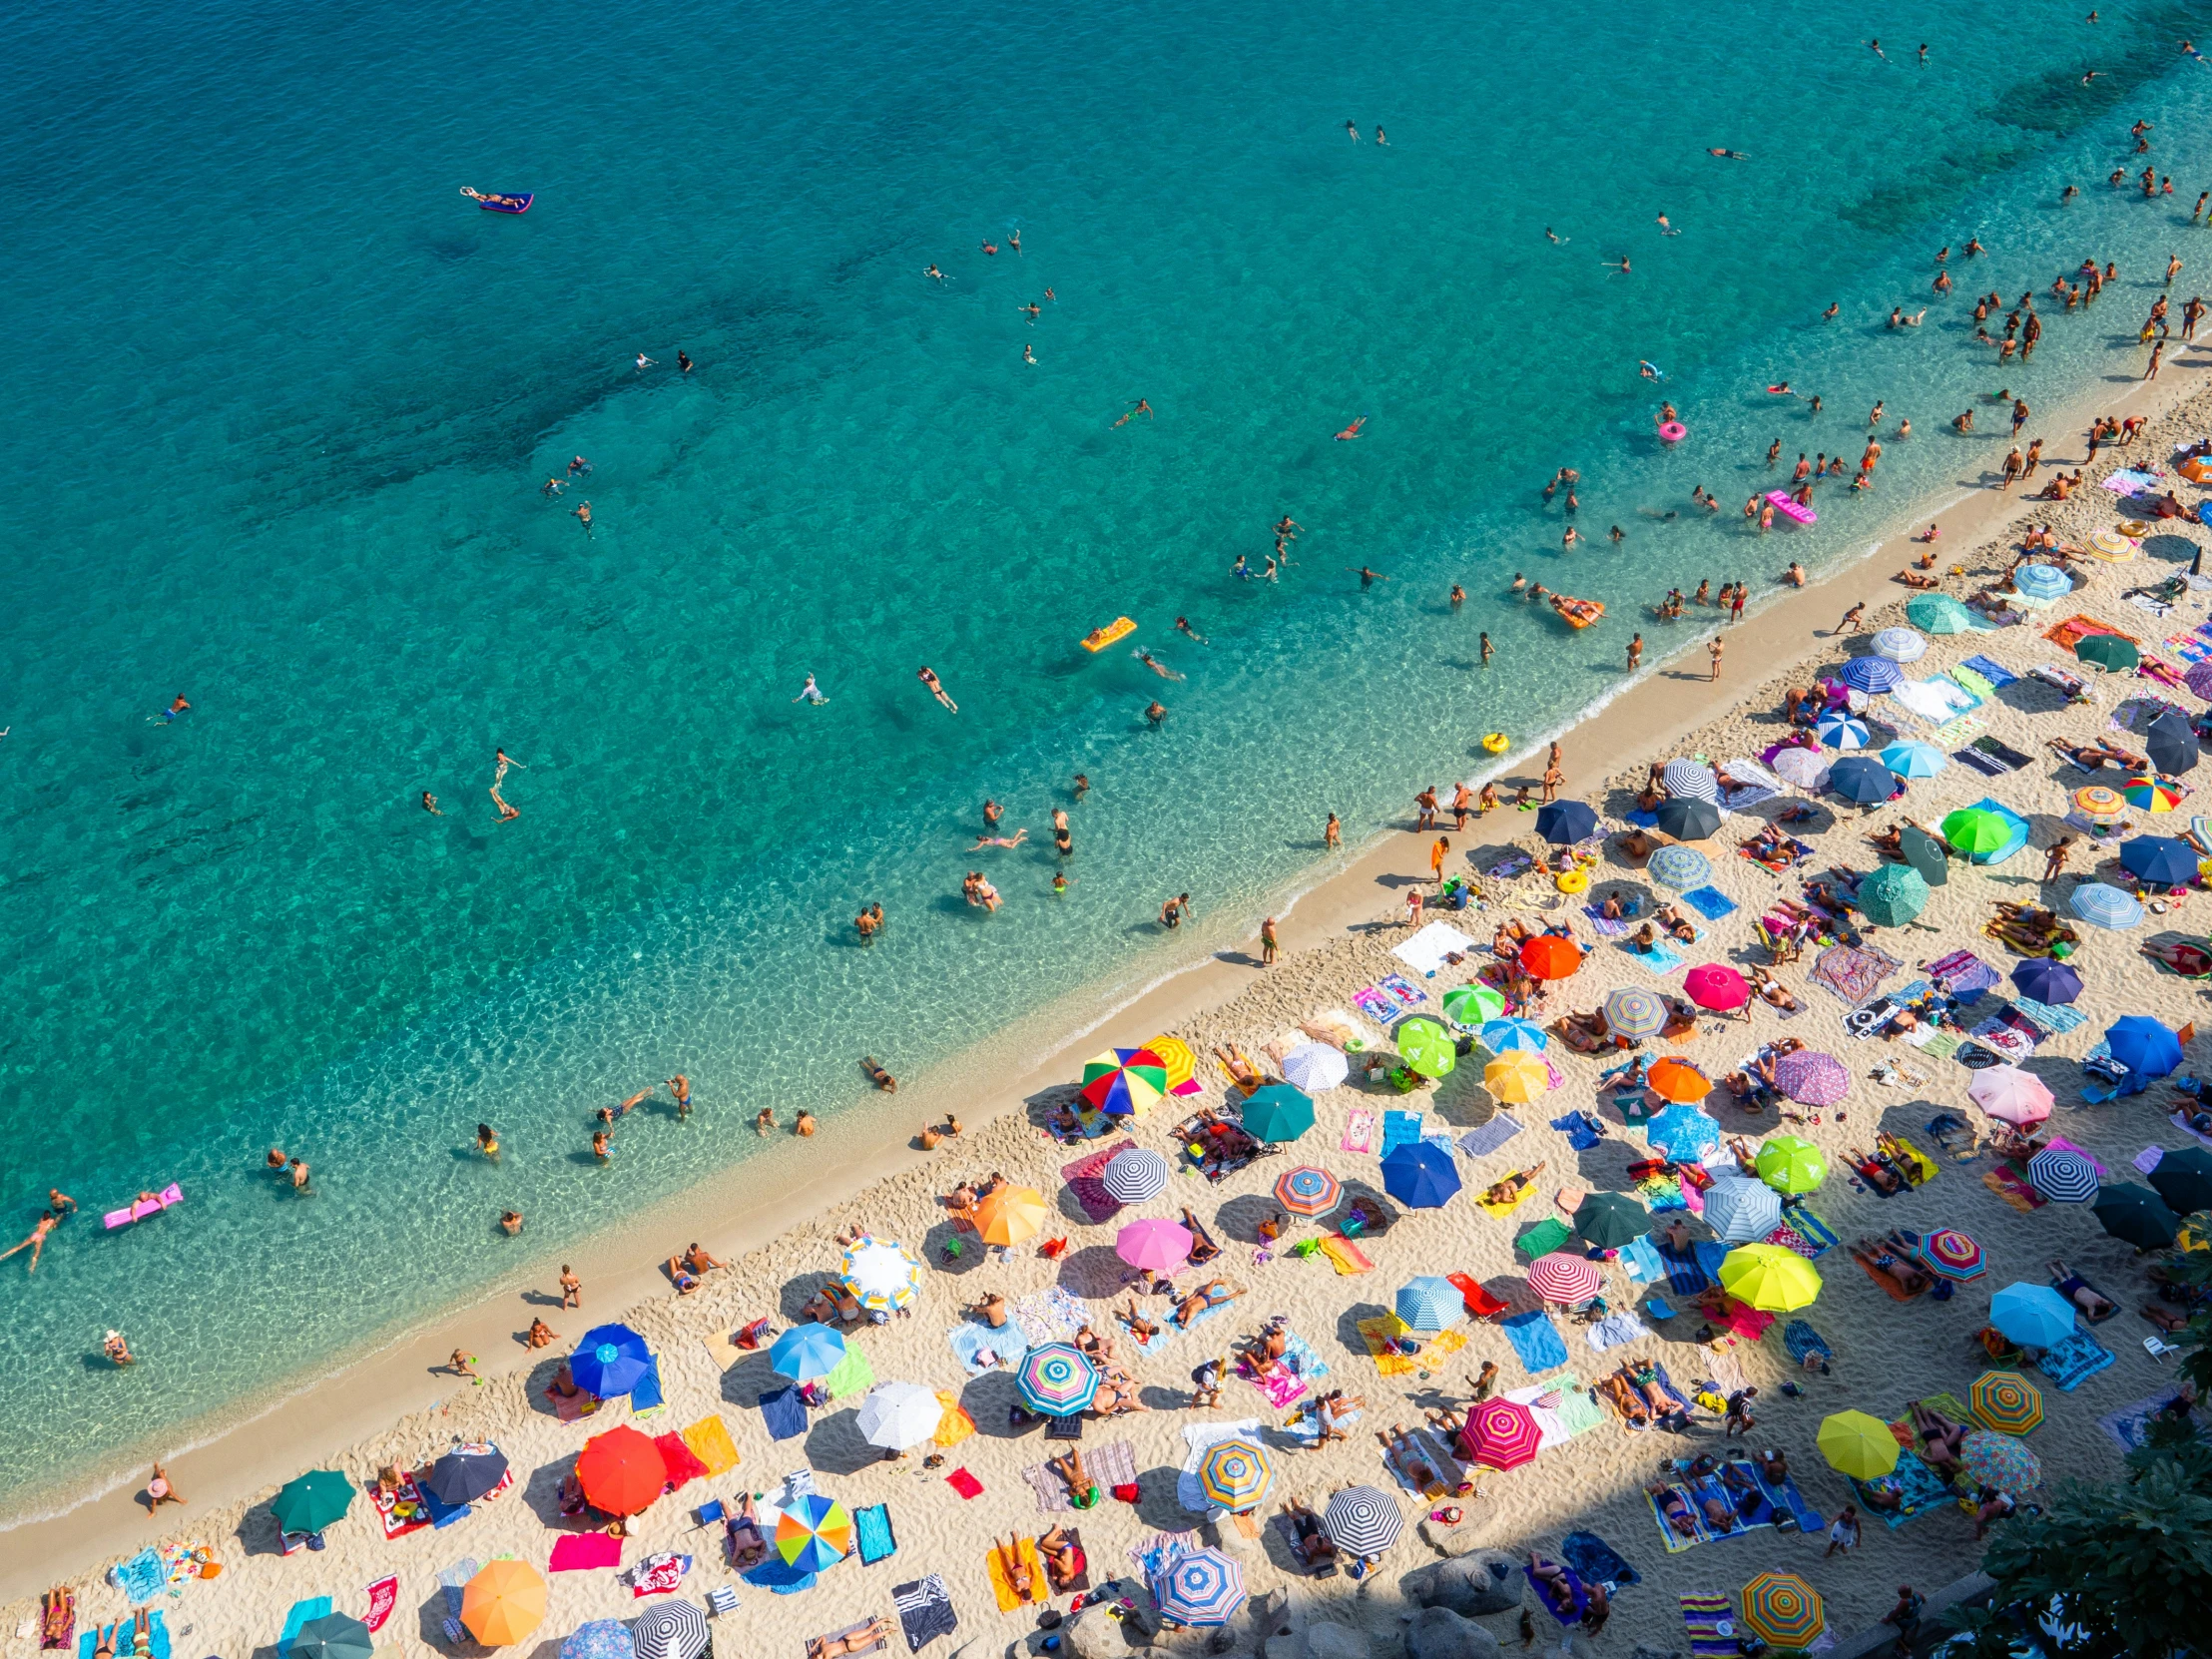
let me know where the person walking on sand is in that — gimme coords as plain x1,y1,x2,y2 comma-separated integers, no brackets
1834,601,1866,636
450,1349,483,1383
1261,916,1280,965
147,1463,185,1508
1429,835,1451,880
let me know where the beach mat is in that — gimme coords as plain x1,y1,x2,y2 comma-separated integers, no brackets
2036,1329,2116,1390
1681,1594,1737,1656
1021,1438,1136,1513
549,1533,622,1572
80,1614,167,1659
758,1385,809,1441
1358,1317,1467,1377
1458,1114,1524,1160
890,1575,957,1652
1059,1149,1124,1224
1560,1531,1639,1591
630,1355,665,1416
1320,1235,1375,1275
1500,1311,1569,1374
1515,1217,1572,1260
680,1413,741,1476
855,1503,897,1565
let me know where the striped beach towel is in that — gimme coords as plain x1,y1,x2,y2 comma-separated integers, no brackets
890,1576,957,1652
1681,1592,1736,1648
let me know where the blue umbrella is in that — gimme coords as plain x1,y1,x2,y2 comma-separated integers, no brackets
1989,1283,2075,1348
1644,1105,1721,1162
420,1446,509,1505
1817,713,1871,750
2013,563,2071,601
2121,835,2199,886
1153,1547,1246,1626
562,1625,635,1659
1881,741,1946,779
2108,1015,2183,1080
570,1323,653,1397
769,1323,846,1382
1478,1017,1548,1053
1839,656,1904,694
1381,1142,1462,1209
2010,958,2081,1005
1828,755,1898,804
1648,844,1711,889
1535,801,1598,844
2069,882,2143,929
1871,627,1927,662
2025,1145,2099,1204
1394,1276,1463,1332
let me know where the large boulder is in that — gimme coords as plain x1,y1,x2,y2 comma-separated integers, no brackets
1266,1625,1369,1659
1401,1608,1504,1659
1064,1610,1139,1659
1398,1551,1523,1618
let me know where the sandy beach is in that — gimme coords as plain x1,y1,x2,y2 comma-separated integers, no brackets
8,336,2212,1659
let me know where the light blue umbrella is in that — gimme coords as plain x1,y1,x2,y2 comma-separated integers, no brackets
1871,627,1927,662
1817,713,1871,750
1644,1105,1721,1161
2014,564,2072,601
1989,1283,2075,1349
1907,593,1973,634
1881,741,1946,779
2068,882,2143,929
1702,1177,1783,1244
1839,656,1904,694
769,1324,846,1382
1648,844,1711,889
1394,1276,1463,1333
1479,1017,1548,1054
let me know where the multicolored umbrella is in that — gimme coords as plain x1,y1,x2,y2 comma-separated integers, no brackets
1518,935,1583,979
1740,1572,1826,1647
1479,1016,1548,1053
1648,844,1712,889
776,1492,855,1572
1968,1371,2044,1435
1275,1164,1342,1216
1281,1042,1350,1092
1647,1057,1711,1104
1441,982,1506,1026
1818,1409,1900,1478
1393,1014,1458,1077
1015,1344,1099,1414
1961,1429,2042,1494
1915,1228,1985,1280
1381,1141,1461,1208
1857,863,1930,926
856,1382,943,1450
630,1605,708,1659
1754,1136,1827,1194
1395,1276,1463,1332
1153,1547,1246,1625
1662,759,1719,802
1645,1104,1721,1162
1817,712,1871,750
840,1236,923,1312
1684,964,1751,1012
1527,1252,1602,1305
1196,1438,1273,1510
1602,986,1668,1040
1100,1147,1171,1205
1718,1244,1822,1311
769,1323,845,1381
1322,1486,1402,1554
1703,1177,1782,1244
1872,626,1927,662
1240,1084,1317,1141
2073,784,2129,819
1116,1218,1194,1273
974,1185,1047,1244
1771,747,1830,789
1572,1191,1649,1250
272,1470,355,1536
2070,882,2144,929
1463,1397,1542,1469
1773,1050,1849,1105
2025,1145,2098,1203
1079,1047,1169,1116
1943,807,2011,855
462,1560,547,1647
571,1323,654,1397
576,1425,666,1516
561,1622,635,1659
1483,1050,1550,1104
1989,1283,2075,1348
2122,775,2185,813
2188,658,2212,701
1968,1066,2054,1125
1143,1034,1200,1095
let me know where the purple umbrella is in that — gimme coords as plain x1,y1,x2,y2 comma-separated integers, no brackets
2187,659,2212,702
1773,1050,1850,1106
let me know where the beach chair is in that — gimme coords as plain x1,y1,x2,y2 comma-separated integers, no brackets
2146,1334,2180,1361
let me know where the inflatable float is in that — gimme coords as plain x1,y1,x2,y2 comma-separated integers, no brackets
106,1183,182,1231
1656,421,1687,444
1481,733,1510,754
1080,616,1137,653
460,189,533,215
1549,594,1605,628
1765,490,1817,526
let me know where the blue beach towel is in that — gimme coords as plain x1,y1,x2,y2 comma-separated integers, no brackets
1549,1110,1603,1151
2036,1328,2117,1390
1751,1465,1824,1534
758,1384,810,1441
1500,1311,1570,1374
1656,1244,1709,1296
81,1613,169,1659
1381,1110,1426,1157
1693,1241,1731,1284
1679,886,1739,922
946,1319,1029,1375
630,1354,665,1415
854,1503,897,1564
1620,1236,1665,1285
2015,997,2087,1035
743,1555,820,1596
113,1551,168,1608
418,1481,473,1529
1782,1320,1832,1367
1625,939,1686,974
1457,1114,1523,1159
1959,654,2017,688
1560,1530,1640,1590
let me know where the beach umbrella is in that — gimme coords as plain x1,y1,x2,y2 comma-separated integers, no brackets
1645,1105,1721,1162
1773,1050,1849,1106
2124,776,2185,814
1990,1283,2075,1349
1535,800,1598,844
570,1323,653,1398
1479,1016,1548,1053
1396,1276,1464,1332
1394,1015,1458,1078
1101,1147,1171,1205
1900,824,1950,885
1602,986,1669,1040
1816,713,1871,750
1916,1228,1985,1280
1016,1343,1100,1415
1703,1177,1782,1244
2147,712,2201,776
1829,755,1897,805
1441,982,1506,1026
2073,785,2129,819
2123,834,2200,885
2013,563,2072,601
1962,1430,2042,1495
840,1236,923,1313
1719,1244,1822,1311
630,1605,709,1659
2025,1146,2099,1204
1740,1573,1826,1648
2109,1014,2184,1079
1840,656,1905,695
1322,1486,1402,1555
1648,844,1712,889
1144,1033,1199,1095
777,1492,854,1571
1882,741,1946,779
1857,862,1930,925
2092,1183,2181,1250
421,1445,510,1506
2010,958,2081,1004
576,1425,665,1516
1969,1371,2045,1435
2189,659,2212,701
561,1623,634,1659
1381,1141,1461,1209
1116,1217,1194,1274
1968,1066,2054,1125
289,1616,374,1659
1518,935,1583,979
1275,1165,1342,1217
1196,1438,1274,1510
271,1470,355,1536
2070,882,2144,929
461,1561,546,1647
1463,1397,1543,1469
770,1323,845,1382
2088,527,2137,558
1662,759,1719,802
1079,1047,1169,1116
1646,1057,1712,1104
2077,634,2141,672
1755,1135,1827,1194
1241,1084,1317,1142
1281,1042,1351,1092
1906,593,1973,632
1685,963,1751,1011
2148,1145,2212,1216
1154,1548,1246,1626
1573,1191,1650,1250
1873,626,1928,662
1943,808,2010,856
974,1184,1047,1244
1482,1050,1550,1104
1527,1252,1603,1305
1770,747,1830,789
856,1382,943,1451
1657,798,1724,840
1818,1410,1901,1478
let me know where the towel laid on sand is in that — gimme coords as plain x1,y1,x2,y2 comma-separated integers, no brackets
1679,886,1739,922
1457,1114,1524,1159
854,1504,897,1564
1500,1311,1570,1374
680,1414,740,1476
1516,1217,1573,1259
1586,1310,1655,1352
1560,1531,1639,1591
549,1533,622,1573
890,1575,957,1652
1680,1594,1737,1655
758,1385,809,1441
946,1318,1030,1376
2037,1328,2116,1390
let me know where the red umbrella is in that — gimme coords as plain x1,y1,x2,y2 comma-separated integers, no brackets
1683,964,1750,1012
576,1425,667,1516
1460,1397,1542,1470
1518,936,1584,980
1526,1252,1602,1304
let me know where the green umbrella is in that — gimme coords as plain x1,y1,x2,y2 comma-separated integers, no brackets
289,1614,375,1659
1942,808,2009,856
1906,594,1973,635
2075,634,2140,673
1240,1084,1316,1142
1856,863,1929,926
272,1469,356,1536
1755,1136,1827,1195
1441,982,1505,1025
1394,1015,1457,1077
1572,1191,1650,1249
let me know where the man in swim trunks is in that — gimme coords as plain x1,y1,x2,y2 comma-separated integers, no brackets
917,668,957,712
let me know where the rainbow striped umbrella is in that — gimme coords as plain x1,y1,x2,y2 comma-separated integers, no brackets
839,1236,922,1312
1463,1397,1542,1469
1968,1371,2044,1435
1740,1573,1825,1647
2073,784,2128,818
1079,1047,1170,1116
1196,1438,1273,1510
775,1492,853,1572
1915,1228,1985,1280
1602,986,1669,1040
1275,1165,1342,1217
2123,776,2185,813
1015,1344,1099,1414
1152,1548,1245,1626
1527,1252,1601,1305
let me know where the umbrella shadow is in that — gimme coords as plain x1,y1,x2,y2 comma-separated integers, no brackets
522,1354,575,1420
1322,1182,1399,1237
1215,1193,1285,1243
805,1409,891,1477
717,1351,784,1409
1334,1300,1391,1359
1056,1245,1136,1299
235,1498,290,1560
953,1369,1024,1438
517,1454,583,1530
1429,1067,1495,1126
920,1220,988,1276
1131,1462,1201,1531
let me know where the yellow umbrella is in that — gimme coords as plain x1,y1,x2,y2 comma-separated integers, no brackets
460,1560,546,1647
932,1388,976,1446
1717,1244,1823,1312
974,1185,1047,1245
1483,1050,1549,1105
1144,1034,1199,1094
1818,1409,1901,1479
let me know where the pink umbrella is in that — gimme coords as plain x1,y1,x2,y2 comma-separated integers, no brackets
1684,964,1751,1012
1115,1218,1194,1273
1967,1065,2054,1126
1526,1252,1602,1304
1459,1397,1542,1469
1773,1050,1849,1106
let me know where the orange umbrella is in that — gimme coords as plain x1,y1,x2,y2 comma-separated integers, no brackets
1647,1058,1711,1104
576,1424,667,1515
974,1185,1047,1245
1518,935,1583,980
460,1560,547,1646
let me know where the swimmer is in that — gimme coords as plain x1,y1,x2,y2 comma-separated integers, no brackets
421,792,442,815
793,673,829,705
157,694,191,723
1350,565,1390,588
541,476,564,496
925,264,945,281
1144,701,1167,726
970,829,1029,849
1273,515,1302,540
1346,119,1360,142
1607,255,1632,275
1135,648,1184,680
1009,229,1020,254
572,499,593,536
1707,148,1749,160
1640,359,1666,379
567,455,591,476
1864,36,1886,57
917,667,958,712
1022,342,1035,365
1655,214,1679,235
1018,301,1040,322
1335,416,1368,440
668,1074,692,1118
677,350,693,373
980,241,997,255
1175,616,1208,643
0,1212,58,1273
1545,228,1567,244
476,1122,500,1159
635,352,656,372
1113,399,1154,426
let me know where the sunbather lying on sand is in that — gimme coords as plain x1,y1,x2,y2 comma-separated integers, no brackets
1173,1280,1239,1327
2045,737,2146,771
2050,1258,2117,1318
1906,1399,1968,1471
1039,1524,1086,1589
1750,967,1800,1012
1598,1374,1653,1423
809,1620,893,1659
1647,1482,1699,1538
1048,1447,1092,1500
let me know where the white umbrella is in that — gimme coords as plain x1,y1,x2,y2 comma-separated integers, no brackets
1282,1043,1350,1092
855,1381,943,1450
1771,749,1830,790
840,1237,922,1312
1102,1146,1171,1204
1662,759,1719,802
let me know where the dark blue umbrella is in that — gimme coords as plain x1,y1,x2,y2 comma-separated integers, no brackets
1828,756,1897,805
1534,801,1597,845
1381,1142,1462,1209
420,1445,509,1505
2010,958,2081,1005
2146,712,2200,777
2108,1015,2183,1080
2091,1184,2180,1250
2121,835,2199,886
571,1323,653,1397
1656,798,1723,840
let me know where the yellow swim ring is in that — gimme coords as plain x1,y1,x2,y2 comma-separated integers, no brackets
1555,867,1590,895
1481,733,1509,755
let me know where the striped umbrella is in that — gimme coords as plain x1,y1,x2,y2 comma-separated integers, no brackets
1872,626,1928,662
1518,935,1583,979
1648,844,1712,889
1961,1430,2042,1494
1101,1147,1171,1205
1882,740,1946,778
1685,964,1750,1011
1079,1047,1169,1116
1740,1572,1826,1647
1016,1344,1100,1414
1282,1043,1351,1092
769,1323,845,1382
1116,1218,1193,1273
1968,1371,2044,1434
1527,1252,1602,1305
1483,1050,1551,1104
2122,776,2185,813
1395,1276,1464,1332
1322,1485,1403,1555
1839,656,1904,694
1645,1105,1721,1162
839,1236,923,1313
2013,563,2071,601
1143,1034,1199,1095
2073,784,2129,818
1275,1165,1342,1216
1773,1050,1849,1105
1603,986,1669,1039
1662,760,1719,802
2070,882,2144,928
1916,1228,1985,1280
1969,1065,2054,1125
974,1185,1047,1245
1196,1438,1273,1510
1647,1058,1711,1104
1816,713,1871,750
776,1492,854,1571
1703,1177,1782,1244
1153,1547,1245,1626
1463,1397,1542,1469
1441,982,1507,1026
2025,1145,2098,1203
630,1603,709,1659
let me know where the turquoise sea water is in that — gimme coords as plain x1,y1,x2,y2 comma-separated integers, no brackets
4,0,2211,1504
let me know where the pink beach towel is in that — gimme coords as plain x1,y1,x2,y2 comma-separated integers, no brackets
548,1533,623,1572
1341,1110,1377,1154
1236,1357,1309,1409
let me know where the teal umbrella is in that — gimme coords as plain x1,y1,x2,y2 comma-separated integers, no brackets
2076,634,2140,673
289,1616,374,1659
1240,1085,1316,1142
1856,863,1929,926
1572,1191,1650,1249
272,1470,356,1536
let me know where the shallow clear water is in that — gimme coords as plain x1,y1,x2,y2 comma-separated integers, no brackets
3,0,2208,1502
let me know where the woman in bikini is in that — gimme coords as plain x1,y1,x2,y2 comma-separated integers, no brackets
1749,967,1800,1012
1482,1161,1546,1206
1647,1482,1699,1539
1906,1399,1968,1471
1039,1524,1085,1589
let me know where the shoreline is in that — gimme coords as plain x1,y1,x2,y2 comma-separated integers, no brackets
6,333,2204,1596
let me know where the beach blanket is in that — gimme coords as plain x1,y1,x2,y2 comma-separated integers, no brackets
1500,1311,1570,1374
1855,1450,1951,1528
1705,1300,1773,1342
890,1575,958,1652
653,1432,709,1491
1478,1180,1537,1218
852,1503,897,1564
1681,1594,1738,1656
1507,1373,1608,1443
2037,1329,2117,1389
758,1385,809,1441
1783,1320,1833,1368
1357,1317,1467,1376
1927,948,2001,1001
1625,939,1687,973
1059,1149,1124,1223
1525,1562,1589,1625
1638,1172,1687,1214
1379,1425,1468,1495
1457,1113,1523,1159
1893,675,1980,725
679,1414,740,1477
2015,997,2087,1035
113,1553,167,1609
1013,1287,1091,1350
2104,467,2162,495
1654,1243,1708,1297
1319,1234,1374,1275
1678,885,1739,923
1340,1109,1377,1154
1748,1460,1825,1534
1515,1217,1573,1260
1959,653,2017,688
1021,1438,1136,1513
1583,903,1634,938
1771,1208,1839,1257
1984,1163,2048,1213
1549,1109,1604,1151
946,1318,1029,1376
630,1356,665,1416
79,1615,168,1659
1238,1332,1328,1406
1646,1484,1725,1553
1586,1311,1654,1352
1353,986,1400,1026
2099,1390,2204,1452
1393,921,1476,977
1812,941,1904,1005
1619,1236,1665,1285
1560,1531,1640,1591
549,1533,622,1572
986,1538,1048,1611
622,1552,691,1599
823,1344,876,1401
1281,1398,1365,1447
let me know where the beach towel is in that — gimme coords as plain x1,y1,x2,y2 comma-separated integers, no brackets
2173,1112,2212,1153
1639,1172,1687,1214
1525,1563,1589,1625
842,1503,895,1566
1783,1320,1833,1369
1012,1286,1091,1349
1771,1208,1839,1257
1586,1310,1655,1352
1238,1332,1327,1407
1960,653,2017,687
1703,1300,1773,1342
2098,1390,2200,1452
1549,1110,1604,1152
1059,1149,1124,1223
112,1553,167,1609
1380,1425,1467,1495
548,1533,622,1572
2037,1329,2116,1389
1625,939,1686,973
1269,1511,1341,1575
1605,1239,1660,1292
1751,1463,1824,1534
1282,1398,1365,1447
79,1614,168,1659
1681,1594,1737,1653
1984,1163,2048,1212
1856,1450,1951,1528
1656,1244,1709,1296
822,1343,876,1401
985,1538,1048,1611
2016,997,2087,1035
1500,1311,1570,1374
281,1596,338,1656
1457,1113,1523,1159
629,1355,665,1416
1515,1218,1573,1261
1340,1109,1377,1153
743,1555,818,1596
890,1575,958,1652
1507,1373,1608,1442
1560,1531,1640,1591
1893,674,1981,725
1583,903,1634,938
680,1414,740,1477
1676,1458,1770,1532
1812,941,1904,1004
1357,1317,1468,1377
1314,1232,1376,1276
1381,1109,1427,1157
1353,986,1403,1026
810,1620,887,1659
1927,948,2001,1002
1679,886,1740,922
758,1385,809,1441
622,1553,691,1598
1024,1438,1136,1513
653,1432,709,1491
945,1318,1028,1376
1394,921,1476,976
1646,1486,1720,1554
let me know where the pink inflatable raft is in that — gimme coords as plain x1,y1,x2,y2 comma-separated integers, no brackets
106,1183,182,1230
1765,490,1818,526
1656,421,1687,444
